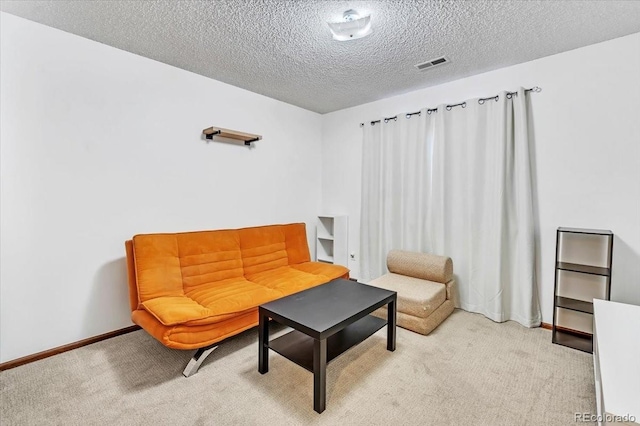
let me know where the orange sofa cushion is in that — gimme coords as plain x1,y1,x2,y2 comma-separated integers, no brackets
291,262,352,281
184,277,281,323
177,230,244,293
246,266,329,294
238,226,289,276
133,234,184,303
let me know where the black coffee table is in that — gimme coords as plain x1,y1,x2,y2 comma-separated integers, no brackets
258,278,396,413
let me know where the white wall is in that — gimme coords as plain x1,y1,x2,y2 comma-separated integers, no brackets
2,12,638,363
322,32,640,324
0,13,322,363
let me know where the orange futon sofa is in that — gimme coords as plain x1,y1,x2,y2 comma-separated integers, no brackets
125,223,349,376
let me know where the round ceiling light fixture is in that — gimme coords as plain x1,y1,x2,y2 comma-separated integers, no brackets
327,9,372,41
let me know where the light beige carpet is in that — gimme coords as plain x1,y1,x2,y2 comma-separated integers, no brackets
0,310,595,425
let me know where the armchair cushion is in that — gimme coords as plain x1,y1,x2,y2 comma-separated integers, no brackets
368,273,446,319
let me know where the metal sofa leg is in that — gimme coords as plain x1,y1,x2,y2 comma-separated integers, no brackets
183,344,218,377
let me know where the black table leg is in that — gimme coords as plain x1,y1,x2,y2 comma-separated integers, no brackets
313,338,327,413
258,308,269,374
387,297,396,352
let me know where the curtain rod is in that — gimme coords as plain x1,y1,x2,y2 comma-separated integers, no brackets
360,86,542,127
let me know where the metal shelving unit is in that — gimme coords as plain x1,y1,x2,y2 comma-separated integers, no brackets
552,227,613,353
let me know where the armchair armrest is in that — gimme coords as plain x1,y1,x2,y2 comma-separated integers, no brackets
445,279,459,308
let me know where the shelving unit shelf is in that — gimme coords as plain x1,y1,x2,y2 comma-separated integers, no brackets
552,227,613,353
555,296,593,314
556,262,610,277
554,328,594,353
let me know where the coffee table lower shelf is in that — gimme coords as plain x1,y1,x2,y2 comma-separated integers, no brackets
269,315,386,372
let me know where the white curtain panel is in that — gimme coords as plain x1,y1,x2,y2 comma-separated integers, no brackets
360,113,431,280
360,88,541,327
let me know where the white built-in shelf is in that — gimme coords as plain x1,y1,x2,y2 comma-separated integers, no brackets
202,126,262,146
316,215,348,268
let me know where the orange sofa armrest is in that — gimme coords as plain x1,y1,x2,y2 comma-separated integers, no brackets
141,296,213,326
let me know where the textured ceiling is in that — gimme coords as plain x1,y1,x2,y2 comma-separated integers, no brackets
2,1,640,113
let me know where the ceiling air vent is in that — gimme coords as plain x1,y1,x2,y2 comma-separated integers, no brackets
415,56,449,71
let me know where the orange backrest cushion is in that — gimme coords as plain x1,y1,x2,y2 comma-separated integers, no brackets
130,223,312,307
132,234,184,303
176,230,243,293
239,225,289,276
238,223,312,276
282,223,312,264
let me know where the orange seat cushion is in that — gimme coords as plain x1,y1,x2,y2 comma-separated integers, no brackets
246,266,329,294
291,262,349,281
185,277,281,323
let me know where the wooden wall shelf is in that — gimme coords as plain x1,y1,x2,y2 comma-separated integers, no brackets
202,126,262,146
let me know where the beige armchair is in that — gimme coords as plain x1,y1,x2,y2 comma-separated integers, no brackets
370,250,458,335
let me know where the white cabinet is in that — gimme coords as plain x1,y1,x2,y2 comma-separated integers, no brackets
316,215,348,267
593,300,640,425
